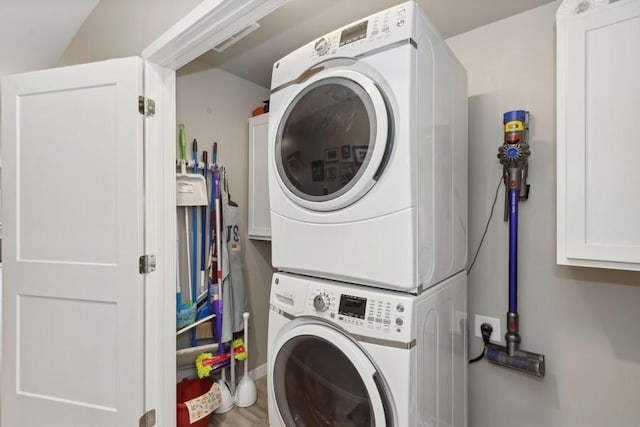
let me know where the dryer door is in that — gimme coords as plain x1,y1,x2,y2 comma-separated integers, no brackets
274,69,393,211
270,321,394,426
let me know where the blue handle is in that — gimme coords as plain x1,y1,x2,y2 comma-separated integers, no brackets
191,140,199,346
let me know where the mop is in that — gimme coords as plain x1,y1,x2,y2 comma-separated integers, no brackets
199,150,209,303
190,138,199,347
176,124,207,330
210,161,235,414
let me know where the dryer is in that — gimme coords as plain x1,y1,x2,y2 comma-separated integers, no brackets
267,271,468,426
268,1,468,293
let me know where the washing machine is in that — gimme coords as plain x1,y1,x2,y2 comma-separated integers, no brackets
267,271,467,426
268,1,468,293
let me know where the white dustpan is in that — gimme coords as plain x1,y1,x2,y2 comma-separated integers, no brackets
176,161,208,206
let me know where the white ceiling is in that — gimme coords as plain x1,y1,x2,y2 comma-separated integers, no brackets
192,0,556,87
0,0,99,76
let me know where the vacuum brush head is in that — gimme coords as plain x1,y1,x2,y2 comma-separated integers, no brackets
485,343,545,377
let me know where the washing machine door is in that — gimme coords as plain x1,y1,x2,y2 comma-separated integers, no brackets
270,320,394,426
274,68,393,211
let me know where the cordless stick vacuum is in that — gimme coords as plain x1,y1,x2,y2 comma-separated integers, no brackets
487,110,545,377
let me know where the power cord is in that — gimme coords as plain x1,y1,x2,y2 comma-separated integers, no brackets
467,175,503,275
469,323,493,364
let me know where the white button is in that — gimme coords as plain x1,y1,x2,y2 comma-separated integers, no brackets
395,318,404,326
397,19,405,27
397,8,406,16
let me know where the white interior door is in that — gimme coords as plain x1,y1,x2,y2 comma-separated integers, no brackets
1,57,146,426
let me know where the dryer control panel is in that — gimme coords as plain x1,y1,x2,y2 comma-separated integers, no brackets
307,3,414,62
271,1,420,89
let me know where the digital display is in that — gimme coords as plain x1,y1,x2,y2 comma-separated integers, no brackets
339,294,367,319
340,21,368,46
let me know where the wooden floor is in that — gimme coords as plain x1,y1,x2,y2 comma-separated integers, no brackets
210,376,269,427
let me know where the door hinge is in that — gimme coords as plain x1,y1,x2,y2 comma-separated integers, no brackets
139,409,156,427
138,96,156,116
139,255,156,274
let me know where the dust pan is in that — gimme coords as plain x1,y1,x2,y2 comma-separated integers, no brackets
177,161,208,206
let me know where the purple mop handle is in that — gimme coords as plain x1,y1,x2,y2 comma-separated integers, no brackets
508,188,519,314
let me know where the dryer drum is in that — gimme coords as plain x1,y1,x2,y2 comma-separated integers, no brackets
274,73,391,210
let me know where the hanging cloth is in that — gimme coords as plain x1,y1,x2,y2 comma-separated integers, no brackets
220,167,249,342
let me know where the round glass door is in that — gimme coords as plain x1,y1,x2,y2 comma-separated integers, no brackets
270,321,392,426
274,69,392,211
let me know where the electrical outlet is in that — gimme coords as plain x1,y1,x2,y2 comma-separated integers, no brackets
474,314,501,343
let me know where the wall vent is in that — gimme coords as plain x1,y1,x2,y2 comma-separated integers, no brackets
212,23,260,53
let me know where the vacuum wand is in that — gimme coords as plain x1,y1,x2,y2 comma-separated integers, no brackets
490,110,545,378
507,188,520,356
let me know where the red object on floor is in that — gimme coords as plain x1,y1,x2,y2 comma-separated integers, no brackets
177,378,215,427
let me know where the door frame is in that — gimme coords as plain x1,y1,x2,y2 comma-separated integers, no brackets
140,1,288,425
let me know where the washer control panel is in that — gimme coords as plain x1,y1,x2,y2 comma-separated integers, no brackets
309,286,410,336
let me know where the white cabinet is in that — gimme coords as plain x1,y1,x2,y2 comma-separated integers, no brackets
248,113,271,240
557,0,640,270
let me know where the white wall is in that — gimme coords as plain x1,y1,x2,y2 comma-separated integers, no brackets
57,0,202,66
447,3,640,426
176,63,274,371
0,0,98,77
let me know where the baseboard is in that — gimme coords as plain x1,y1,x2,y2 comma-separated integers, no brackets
251,362,267,380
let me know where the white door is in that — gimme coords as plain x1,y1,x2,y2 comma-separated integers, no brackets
1,57,146,426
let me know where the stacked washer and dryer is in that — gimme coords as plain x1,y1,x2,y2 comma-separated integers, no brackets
266,2,468,426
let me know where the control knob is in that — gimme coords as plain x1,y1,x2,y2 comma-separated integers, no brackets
314,37,330,56
313,293,330,311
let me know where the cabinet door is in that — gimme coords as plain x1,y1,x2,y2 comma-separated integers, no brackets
557,0,640,269
248,113,271,240
1,57,146,426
